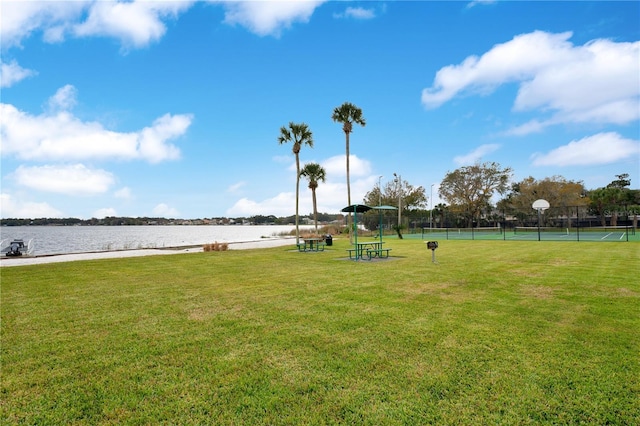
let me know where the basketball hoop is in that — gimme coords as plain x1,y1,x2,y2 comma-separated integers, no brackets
532,199,550,212
532,199,550,241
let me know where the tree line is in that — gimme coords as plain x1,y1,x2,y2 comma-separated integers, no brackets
358,166,639,232
1,214,345,227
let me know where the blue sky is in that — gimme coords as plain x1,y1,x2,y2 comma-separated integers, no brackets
1,1,639,219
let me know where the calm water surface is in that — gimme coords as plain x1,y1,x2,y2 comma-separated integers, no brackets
0,225,314,256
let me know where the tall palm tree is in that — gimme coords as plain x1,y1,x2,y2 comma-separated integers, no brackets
332,102,366,241
434,203,447,228
278,122,314,244
300,162,327,233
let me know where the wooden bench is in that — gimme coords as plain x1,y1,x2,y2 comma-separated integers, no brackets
366,248,392,259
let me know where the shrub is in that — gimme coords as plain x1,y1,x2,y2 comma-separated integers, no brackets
203,241,229,252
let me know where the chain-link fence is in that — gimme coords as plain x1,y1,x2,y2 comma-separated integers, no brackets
372,206,638,242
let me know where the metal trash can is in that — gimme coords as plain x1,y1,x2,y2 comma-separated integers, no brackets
325,235,333,246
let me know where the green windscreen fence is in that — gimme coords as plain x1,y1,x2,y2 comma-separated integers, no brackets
393,205,639,242
418,225,635,242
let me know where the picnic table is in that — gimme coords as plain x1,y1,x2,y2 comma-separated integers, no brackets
347,241,391,260
297,237,326,252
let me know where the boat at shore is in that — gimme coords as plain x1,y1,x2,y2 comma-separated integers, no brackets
1,239,34,257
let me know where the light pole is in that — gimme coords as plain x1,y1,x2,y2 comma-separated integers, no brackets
378,175,383,242
430,184,434,230
393,173,401,229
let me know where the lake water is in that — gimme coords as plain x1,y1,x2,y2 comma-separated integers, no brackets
0,225,316,256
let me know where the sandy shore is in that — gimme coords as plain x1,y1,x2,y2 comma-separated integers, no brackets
0,237,297,267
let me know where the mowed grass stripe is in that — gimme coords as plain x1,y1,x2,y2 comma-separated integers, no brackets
2,240,638,424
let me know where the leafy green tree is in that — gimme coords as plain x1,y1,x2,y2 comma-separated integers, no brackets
332,102,366,241
362,177,427,232
278,122,314,244
606,173,633,226
249,215,278,225
589,174,633,226
589,188,618,226
627,189,640,229
433,203,448,228
439,161,512,227
300,162,327,233
500,176,588,227
607,173,631,189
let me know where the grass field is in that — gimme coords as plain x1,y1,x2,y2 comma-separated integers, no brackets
2,239,639,424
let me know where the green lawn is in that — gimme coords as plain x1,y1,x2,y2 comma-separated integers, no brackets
2,239,639,425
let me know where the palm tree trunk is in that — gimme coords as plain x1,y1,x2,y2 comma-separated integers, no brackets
345,132,353,243
295,154,300,245
312,188,318,233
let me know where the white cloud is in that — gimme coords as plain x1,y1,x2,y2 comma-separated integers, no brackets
226,153,378,216
114,187,133,200
138,113,190,163
215,0,326,37
226,192,294,217
1,1,329,48
226,173,377,217
272,155,292,164
531,132,640,167
0,193,63,219
422,31,577,108
153,203,180,218
454,144,500,165
74,1,193,50
46,84,78,112
93,207,117,219
1,0,325,54
0,60,37,88
334,7,376,20
1,89,192,163
12,164,115,196
502,119,545,136
0,1,87,48
466,0,497,9
0,1,192,50
227,181,246,193
322,154,372,178
422,31,640,133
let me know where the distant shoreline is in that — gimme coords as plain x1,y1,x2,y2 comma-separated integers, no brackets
0,237,298,268
0,224,316,257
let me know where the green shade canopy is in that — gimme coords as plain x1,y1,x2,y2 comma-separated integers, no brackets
341,204,372,213
370,205,398,244
340,204,372,260
370,205,397,211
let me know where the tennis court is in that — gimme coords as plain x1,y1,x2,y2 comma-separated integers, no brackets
416,226,638,242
